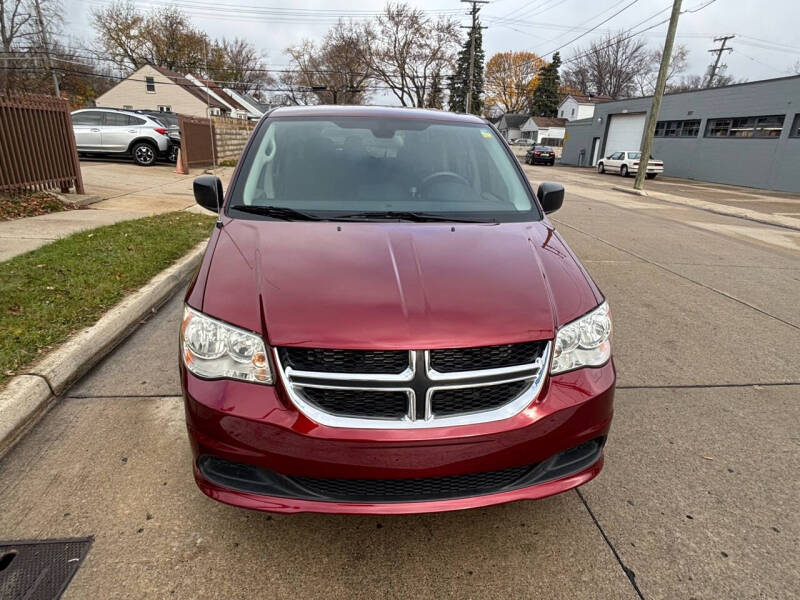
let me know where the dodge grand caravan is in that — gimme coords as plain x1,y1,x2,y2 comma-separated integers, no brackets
180,106,614,514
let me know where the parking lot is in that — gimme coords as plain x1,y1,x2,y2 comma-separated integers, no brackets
1,165,798,599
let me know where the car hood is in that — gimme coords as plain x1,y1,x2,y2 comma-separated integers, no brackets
199,218,601,349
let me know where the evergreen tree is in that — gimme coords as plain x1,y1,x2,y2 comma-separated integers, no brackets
530,51,562,117
426,70,444,109
447,19,484,114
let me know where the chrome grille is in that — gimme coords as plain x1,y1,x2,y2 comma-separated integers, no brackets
276,341,550,429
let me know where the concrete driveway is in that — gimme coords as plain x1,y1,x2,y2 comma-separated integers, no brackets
0,170,798,599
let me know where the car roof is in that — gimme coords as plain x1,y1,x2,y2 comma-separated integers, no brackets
269,104,486,124
72,107,158,120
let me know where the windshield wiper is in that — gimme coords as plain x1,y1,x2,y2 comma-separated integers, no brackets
330,211,496,223
229,205,324,221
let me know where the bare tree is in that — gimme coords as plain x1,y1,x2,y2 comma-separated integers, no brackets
92,2,271,95
1,0,32,90
359,2,459,107
790,59,800,75
634,44,689,96
562,31,650,99
208,37,273,95
280,21,372,106
667,71,742,92
91,0,146,71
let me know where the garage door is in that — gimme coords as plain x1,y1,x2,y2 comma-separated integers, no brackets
605,113,646,155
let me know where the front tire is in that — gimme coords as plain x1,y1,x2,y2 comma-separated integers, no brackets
167,145,179,163
597,162,605,174
132,142,157,166
620,164,629,177
646,173,657,179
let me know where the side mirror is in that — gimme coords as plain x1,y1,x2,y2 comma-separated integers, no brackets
193,175,223,213
538,182,564,214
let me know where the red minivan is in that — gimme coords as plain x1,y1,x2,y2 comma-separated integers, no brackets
180,106,614,514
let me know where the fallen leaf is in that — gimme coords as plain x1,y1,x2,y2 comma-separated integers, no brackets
702,456,714,461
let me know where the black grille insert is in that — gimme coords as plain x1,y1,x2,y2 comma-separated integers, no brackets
292,465,532,502
430,341,545,373
432,380,530,416
300,387,408,419
279,347,408,374
197,438,605,504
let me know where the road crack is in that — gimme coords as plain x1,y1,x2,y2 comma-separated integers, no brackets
577,488,646,600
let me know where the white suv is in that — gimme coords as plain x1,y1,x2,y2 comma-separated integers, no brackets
71,108,173,166
597,151,664,179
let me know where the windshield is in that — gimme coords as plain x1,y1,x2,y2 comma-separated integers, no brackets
228,116,538,222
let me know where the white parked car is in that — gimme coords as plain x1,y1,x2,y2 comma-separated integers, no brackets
597,151,664,179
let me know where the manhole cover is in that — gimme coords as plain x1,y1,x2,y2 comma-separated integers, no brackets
0,537,92,600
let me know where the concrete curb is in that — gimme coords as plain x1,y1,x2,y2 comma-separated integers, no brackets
51,192,104,207
612,185,800,232
0,241,207,456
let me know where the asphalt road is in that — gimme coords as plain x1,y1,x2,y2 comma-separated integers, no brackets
1,166,798,599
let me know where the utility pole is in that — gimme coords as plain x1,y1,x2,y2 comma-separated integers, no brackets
706,35,734,87
33,0,59,96
460,0,487,114
633,0,682,191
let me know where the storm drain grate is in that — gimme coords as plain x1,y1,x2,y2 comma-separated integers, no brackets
0,537,92,600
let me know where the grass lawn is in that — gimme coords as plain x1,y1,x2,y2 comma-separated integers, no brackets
0,211,215,388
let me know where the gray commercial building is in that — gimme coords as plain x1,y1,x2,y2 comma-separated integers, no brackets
561,75,800,193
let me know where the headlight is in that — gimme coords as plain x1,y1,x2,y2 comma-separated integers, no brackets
181,306,272,384
551,302,612,375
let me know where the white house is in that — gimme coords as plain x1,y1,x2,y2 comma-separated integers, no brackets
519,116,568,145
557,94,612,121
95,65,229,117
496,113,528,141
185,74,251,119
223,89,271,120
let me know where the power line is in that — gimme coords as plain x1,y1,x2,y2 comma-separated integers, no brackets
706,34,734,87
461,0,489,114
539,0,643,58
0,63,404,93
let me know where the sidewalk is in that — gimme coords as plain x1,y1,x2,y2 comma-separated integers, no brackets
525,163,800,233
0,161,230,262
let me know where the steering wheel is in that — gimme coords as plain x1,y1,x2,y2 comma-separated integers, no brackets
420,171,471,190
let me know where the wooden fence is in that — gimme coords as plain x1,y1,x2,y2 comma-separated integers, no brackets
0,93,84,194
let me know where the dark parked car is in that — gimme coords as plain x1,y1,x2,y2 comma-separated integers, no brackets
136,110,180,162
181,106,615,514
525,145,556,166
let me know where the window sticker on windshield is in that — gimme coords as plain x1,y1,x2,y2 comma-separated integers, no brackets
480,129,493,138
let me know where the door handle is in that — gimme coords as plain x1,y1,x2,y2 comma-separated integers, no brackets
127,129,137,133
90,128,100,132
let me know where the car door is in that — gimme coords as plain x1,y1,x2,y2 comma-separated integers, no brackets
101,112,139,152
605,152,623,172
72,111,104,151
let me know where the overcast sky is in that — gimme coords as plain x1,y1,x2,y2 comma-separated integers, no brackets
62,0,799,102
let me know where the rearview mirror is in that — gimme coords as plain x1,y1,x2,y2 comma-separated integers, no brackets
537,182,564,214
193,175,223,213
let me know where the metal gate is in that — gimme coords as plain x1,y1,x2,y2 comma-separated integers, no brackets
0,93,84,194
178,115,216,172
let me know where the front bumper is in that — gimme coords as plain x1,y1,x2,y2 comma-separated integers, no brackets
182,360,615,514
